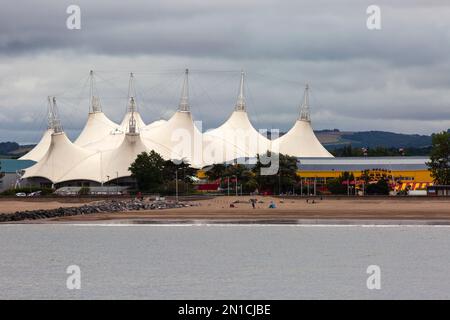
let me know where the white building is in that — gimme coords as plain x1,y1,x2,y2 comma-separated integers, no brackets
22,70,332,187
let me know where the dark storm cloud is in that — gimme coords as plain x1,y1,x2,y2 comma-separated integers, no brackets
1,0,450,142
2,1,450,65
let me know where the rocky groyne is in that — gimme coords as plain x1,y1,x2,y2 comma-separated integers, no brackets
0,199,188,222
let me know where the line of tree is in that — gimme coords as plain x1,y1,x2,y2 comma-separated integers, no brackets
129,150,301,195
326,171,389,195
331,144,432,157
205,152,300,194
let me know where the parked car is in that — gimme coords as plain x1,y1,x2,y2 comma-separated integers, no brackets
15,192,27,197
28,191,42,197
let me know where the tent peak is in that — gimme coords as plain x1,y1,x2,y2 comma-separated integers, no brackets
46,96,54,129
299,84,311,122
178,68,190,112
235,70,246,111
128,97,137,134
51,97,63,133
89,70,102,113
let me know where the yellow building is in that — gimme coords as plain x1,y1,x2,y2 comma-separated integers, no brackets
297,157,433,190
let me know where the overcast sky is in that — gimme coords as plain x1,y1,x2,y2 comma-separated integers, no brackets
1,0,450,143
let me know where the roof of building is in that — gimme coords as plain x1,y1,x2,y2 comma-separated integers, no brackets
272,85,333,158
0,159,36,173
297,157,429,171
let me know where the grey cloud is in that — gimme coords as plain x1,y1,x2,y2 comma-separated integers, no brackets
1,1,450,143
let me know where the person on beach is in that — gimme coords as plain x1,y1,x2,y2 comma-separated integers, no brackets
250,198,256,209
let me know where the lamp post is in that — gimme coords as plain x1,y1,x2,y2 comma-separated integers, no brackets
116,171,119,195
233,175,238,196
278,172,281,195
314,177,317,196
175,169,178,202
175,167,183,202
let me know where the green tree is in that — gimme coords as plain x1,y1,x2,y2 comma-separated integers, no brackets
366,179,390,195
224,164,255,193
327,171,354,195
161,159,196,194
129,152,197,193
253,152,299,194
129,151,165,192
78,186,90,195
426,131,450,185
205,163,227,181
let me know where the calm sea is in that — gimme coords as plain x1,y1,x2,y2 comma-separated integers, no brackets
0,224,449,299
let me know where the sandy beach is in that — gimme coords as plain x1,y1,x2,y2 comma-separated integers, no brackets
2,196,450,223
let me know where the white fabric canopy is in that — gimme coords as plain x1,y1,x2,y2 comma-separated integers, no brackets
22,132,98,183
74,111,121,148
141,110,204,168
203,72,271,164
23,73,333,184
20,128,53,162
58,132,155,183
120,111,146,132
203,110,271,164
271,85,333,158
271,119,333,157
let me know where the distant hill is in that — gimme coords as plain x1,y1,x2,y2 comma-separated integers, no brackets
315,130,433,149
0,142,33,158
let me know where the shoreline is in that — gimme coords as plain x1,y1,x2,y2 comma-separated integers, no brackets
20,218,450,226
2,196,450,225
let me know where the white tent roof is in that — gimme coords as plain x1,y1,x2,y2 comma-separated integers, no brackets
142,110,203,168
74,74,123,151
272,85,333,158
23,72,334,184
78,96,145,152
102,132,150,180
59,112,166,183
141,70,204,167
20,97,55,162
145,119,167,129
121,110,146,131
272,120,333,157
75,111,120,148
120,74,146,131
20,128,53,162
58,132,152,184
22,132,98,183
203,71,271,164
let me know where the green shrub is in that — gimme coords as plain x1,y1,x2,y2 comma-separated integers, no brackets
78,186,90,196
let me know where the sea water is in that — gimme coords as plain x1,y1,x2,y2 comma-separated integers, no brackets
0,224,449,299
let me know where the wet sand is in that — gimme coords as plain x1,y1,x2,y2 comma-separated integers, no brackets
2,196,449,223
